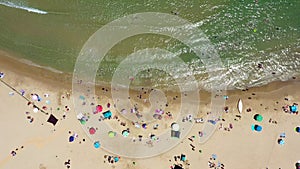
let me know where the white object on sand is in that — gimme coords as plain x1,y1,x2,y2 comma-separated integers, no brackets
32,95,38,101
33,108,39,113
76,113,84,120
238,99,243,113
171,123,180,131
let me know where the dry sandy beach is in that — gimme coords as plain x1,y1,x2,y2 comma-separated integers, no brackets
0,51,299,169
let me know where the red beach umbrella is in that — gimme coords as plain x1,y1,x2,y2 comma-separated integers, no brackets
89,127,96,135
96,105,103,113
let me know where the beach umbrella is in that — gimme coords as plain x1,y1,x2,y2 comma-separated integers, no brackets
33,108,39,113
114,157,119,162
32,95,38,101
69,136,75,142
295,126,300,133
94,141,100,148
122,130,129,137
290,105,298,113
171,123,180,131
79,95,85,100
254,125,262,132
89,127,96,135
96,105,103,113
251,124,262,132
103,111,112,119
108,131,116,138
150,134,156,140
0,72,5,78
142,123,147,129
180,154,186,161
296,161,300,168
254,114,263,122
80,119,86,125
277,138,285,145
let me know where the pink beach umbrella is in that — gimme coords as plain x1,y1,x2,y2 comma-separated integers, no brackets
96,105,103,113
89,127,96,135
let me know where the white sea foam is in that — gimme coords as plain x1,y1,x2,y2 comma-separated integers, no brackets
0,1,48,14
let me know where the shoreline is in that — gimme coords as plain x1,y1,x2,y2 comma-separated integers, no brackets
1,49,299,98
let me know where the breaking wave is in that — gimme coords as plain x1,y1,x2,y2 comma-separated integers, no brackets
0,1,47,14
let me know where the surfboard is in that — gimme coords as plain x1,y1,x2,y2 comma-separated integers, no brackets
237,99,243,113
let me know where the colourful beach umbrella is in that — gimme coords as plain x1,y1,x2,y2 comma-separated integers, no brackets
89,127,96,135
254,114,263,122
94,141,100,148
96,105,103,113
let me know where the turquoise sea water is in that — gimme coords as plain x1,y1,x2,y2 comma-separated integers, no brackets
0,0,299,90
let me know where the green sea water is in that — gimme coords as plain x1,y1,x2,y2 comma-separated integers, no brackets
0,0,299,90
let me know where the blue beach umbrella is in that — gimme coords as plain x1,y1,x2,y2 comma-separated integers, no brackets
94,141,100,148
251,124,262,132
290,105,298,113
103,111,112,119
255,125,262,132
277,139,285,145
295,126,300,133
114,157,119,162
69,136,75,142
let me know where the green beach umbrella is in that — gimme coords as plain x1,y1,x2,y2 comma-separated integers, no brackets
254,114,263,122
80,119,86,125
108,131,116,138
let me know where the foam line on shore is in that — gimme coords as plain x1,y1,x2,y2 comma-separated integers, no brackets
0,1,48,14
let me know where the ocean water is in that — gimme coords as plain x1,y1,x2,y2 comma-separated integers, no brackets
0,0,299,90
